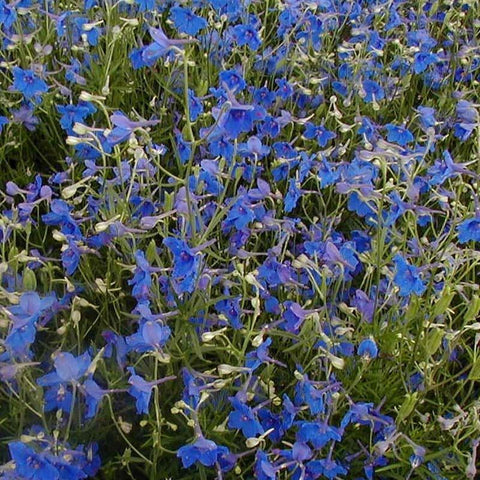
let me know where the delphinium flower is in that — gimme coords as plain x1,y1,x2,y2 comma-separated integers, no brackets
385,124,414,146
10,67,48,101
362,79,385,103
1,291,56,360
170,6,207,36
105,111,160,147
56,101,97,134
245,337,287,371
255,450,278,480
453,99,478,141
127,367,175,414
36,351,91,413
128,250,155,301
392,254,426,296
135,0,155,13
126,319,171,353
232,22,262,51
11,104,40,131
163,237,202,294
304,122,336,147
177,436,229,469
137,26,192,67
358,337,378,360
228,395,264,439
457,215,480,243
296,419,343,450
2,427,100,480
42,199,82,239
427,150,476,186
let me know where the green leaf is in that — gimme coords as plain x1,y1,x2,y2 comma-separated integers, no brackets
433,288,454,317
465,295,480,323
468,357,480,381
425,328,444,356
397,392,419,424
23,267,37,291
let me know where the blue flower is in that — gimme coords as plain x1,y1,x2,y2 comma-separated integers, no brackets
393,254,426,297
135,0,155,12
128,250,155,300
127,367,154,414
316,458,348,479
42,199,82,238
219,69,246,92
127,368,175,415
417,106,437,130
245,337,286,370
163,237,201,294
385,124,414,146
0,116,8,132
188,89,203,121
82,379,107,419
304,123,336,147
223,198,255,232
3,292,55,360
281,301,308,333
141,26,191,65
8,441,60,480
228,397,264,438
276,78,294,99
223,106,255,138
61,240,82,275
457,216,480,243
44,384,73,413
170,6,207,36
296,421,342,449
358,338,378,359
177,436,229,468
253,87,276,107
255,451,277,480
362,80,384,103
11,67,48,101
413,52,437,73
56,102,96,133
37,351,91,387
232,23,261,50
215,296,243,329
294,374,326,415
284,179,302,213
126,320,171,352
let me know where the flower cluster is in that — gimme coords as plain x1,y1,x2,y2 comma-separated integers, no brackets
0,0,479,479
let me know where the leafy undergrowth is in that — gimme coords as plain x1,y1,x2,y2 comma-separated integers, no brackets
0,1,479,479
